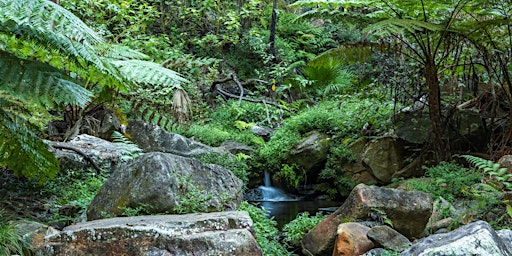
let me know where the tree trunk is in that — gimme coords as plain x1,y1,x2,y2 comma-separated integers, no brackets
425,56,445,162
269,0,278,62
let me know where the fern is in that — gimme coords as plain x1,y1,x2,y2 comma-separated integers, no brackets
364,18,445,37
0,93,59,183
0,51,92,108
111,59,188,88
460,154,512,191
111,131,142,161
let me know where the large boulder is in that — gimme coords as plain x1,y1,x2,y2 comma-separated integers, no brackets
302,184,432,256
401,221,511,256
287,131,331,174
361,136,407,183
48,134,130,172
86,152,243,220
38,211,262,256
126,120,222,157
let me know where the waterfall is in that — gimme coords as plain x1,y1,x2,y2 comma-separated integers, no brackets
258,171,298,201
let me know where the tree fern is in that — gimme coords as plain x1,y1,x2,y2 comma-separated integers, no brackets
460,154,512,191
0,51,92,108
111,59,188,88
0,93,59,182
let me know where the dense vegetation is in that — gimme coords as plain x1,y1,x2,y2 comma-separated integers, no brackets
1,0,512,255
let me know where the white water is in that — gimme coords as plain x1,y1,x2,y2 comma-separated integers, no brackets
258,171,298,201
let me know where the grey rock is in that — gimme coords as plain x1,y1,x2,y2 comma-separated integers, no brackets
302,184,432,256
401,221,511,256
367,225,411,252
86,152,243,220
38,212,263,256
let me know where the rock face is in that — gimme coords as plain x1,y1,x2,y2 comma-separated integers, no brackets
38,211,262,256
401,221,511,256
367,225,411,252
287,131,331,175
332,222,374,256
302,184,432,256
49,134,130,172
126,120,222,157
362,136,406,183
86,152,243,220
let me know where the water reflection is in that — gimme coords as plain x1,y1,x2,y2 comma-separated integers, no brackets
253,200,342,229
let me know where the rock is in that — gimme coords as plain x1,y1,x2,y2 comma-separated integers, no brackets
218,140,253,155
287,131,331,174
332,222,374,256
37,212,262,256
49,134,128,172
13,220,59,251
498,155,512,173
126,120,223,157
367,225,411,252
497,229,512,253
250,125,274,140
86,152,243,220
394,111,432,144
401,221,511,256
362,136,406,183
301,184,432,256
362,248,388,256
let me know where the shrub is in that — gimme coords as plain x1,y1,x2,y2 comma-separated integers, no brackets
238,202,290,256
282,212,327,247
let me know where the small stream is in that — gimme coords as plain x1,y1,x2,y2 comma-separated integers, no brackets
249,171,342,228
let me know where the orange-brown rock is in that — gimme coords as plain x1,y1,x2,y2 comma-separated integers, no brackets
332,222,374,256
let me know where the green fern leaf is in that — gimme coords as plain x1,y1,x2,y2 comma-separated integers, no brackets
0,93,59,183
0,51,92,107
110,59,189,87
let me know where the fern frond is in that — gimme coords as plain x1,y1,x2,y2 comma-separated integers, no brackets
111,59,189,87
309,45,372,68
111,131,142,160
0,51,92,107
101,45,151,61
0,0,128,88
0,93,59,182
364,18,444,37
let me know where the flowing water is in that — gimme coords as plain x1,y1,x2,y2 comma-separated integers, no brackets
252,171,341,228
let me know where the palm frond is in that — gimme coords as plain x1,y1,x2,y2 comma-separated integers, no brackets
0,93,59,182
111,59,189,87
0,51,92,107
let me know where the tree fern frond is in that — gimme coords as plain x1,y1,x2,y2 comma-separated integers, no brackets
111,131,142,160
0,0,104,46
0,93,59,183
364,18,445,37
111,59,189,87
0,51,92,107
309,45,372,68
101,45,151,60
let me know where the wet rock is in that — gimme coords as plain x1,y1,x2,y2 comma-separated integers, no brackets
362,136,406,183
301,184,432,256
86,152,243,220
38,212,262,256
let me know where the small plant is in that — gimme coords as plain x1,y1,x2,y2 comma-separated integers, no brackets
275,164,304,189
282,212,327,247
111,131,143,161
459,155,512,191
0,210,29,256
237,202,290,256
173,175,213,214
121,204,153,217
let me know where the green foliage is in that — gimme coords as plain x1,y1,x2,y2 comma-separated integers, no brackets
282,212,327,247
259,97,394,174
173,174,213,214
111,131,143,161
237,202,290,256
459,155,512,191
0,93,60,183
404,162,483,202
0,210,29,256
196,153,250,188
275,164,304,189
121,204,153,217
